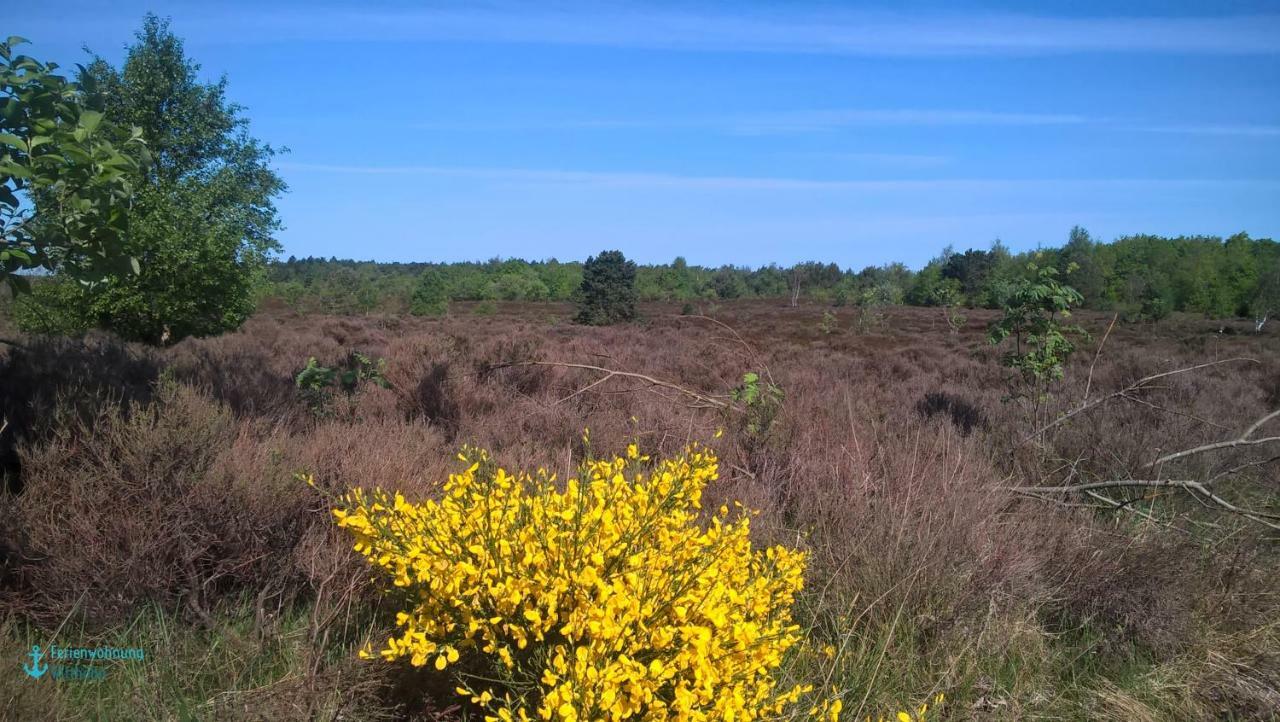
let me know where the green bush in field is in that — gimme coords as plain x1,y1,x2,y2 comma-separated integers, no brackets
574,250,637,326
410,269,449,316
295,352,390,417
988,261,1085,391
731,371,785,443
819,310,837,335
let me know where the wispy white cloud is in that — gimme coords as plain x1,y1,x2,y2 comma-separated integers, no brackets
408,108,1280,139
221,5,1280,56
798,152,953,168
409,108,1094,134
276,162,1280,193
35,3,1276,56
1126,123,1280,137
723,109,1091,134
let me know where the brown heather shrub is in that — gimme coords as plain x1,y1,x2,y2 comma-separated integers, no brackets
1,383,314,625
0,300,1275,719
0,335,160,493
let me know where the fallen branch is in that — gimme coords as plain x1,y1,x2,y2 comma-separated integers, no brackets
488,360,738,412
1011,407,1280,532
675,315,776,387
1081,313,1118,403
1010,478,1280,530
1022,357,1258,444
1147,408,1280,468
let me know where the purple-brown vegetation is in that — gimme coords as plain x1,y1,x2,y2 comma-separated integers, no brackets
0,301,1276,719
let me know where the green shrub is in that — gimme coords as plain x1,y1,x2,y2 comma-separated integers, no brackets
12,280,91,335
574,250,637,326
409,269,449,317
294,352,390,417
988,260,1085,403
731,371,785,444
819,310,837,335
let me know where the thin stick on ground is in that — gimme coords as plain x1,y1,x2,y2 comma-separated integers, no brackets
1081,313,1118,403
488,360,738,412
1011,407,1280,531
1021,356,1258,445
676,314,776,387
1147,408,1280,468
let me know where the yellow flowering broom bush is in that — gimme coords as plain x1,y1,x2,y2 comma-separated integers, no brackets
331,442,819,721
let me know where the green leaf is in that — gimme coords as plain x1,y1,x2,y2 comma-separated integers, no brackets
7,273,31,295
0,132,25,149
78,109,104,134
0,160,32,179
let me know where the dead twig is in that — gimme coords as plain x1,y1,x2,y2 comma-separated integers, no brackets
1146,408,1280,468
489,360,738,412
1010,479,1280,530
1081,313,1118,403
1012,406,1280,531
676,314,775,387
1022,357,1258,445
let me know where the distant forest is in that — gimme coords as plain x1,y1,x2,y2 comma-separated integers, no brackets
261,228,1279,323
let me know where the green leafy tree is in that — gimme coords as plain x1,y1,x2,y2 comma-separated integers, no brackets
1060,226,1105,307
574,249,637,325
1251,241,1280,332
1,36,148,295
989,261,1085,389
941,248,996,306
929,277,966,334
852,280,898,333
712,266,748,299
28,16,285,343
730,371,784,443
410,268,449,316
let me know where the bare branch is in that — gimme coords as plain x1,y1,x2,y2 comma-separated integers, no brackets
1022,357,1258,444
1147,408,1280,468
1124,396,1230,431
675,314,775,387
1243,408,1280,440
1206,455,1280,485
489,360,737,412
1009,478,1280,530
1081,313,1118,403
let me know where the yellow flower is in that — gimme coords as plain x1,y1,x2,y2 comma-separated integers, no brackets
332,443,810,721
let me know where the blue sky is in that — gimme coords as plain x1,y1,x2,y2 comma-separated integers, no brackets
11,1,1280,268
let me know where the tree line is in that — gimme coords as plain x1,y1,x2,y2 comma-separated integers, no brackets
4,18,1277,344
258,228,1279,329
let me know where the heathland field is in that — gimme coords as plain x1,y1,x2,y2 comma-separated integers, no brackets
1,301,1277,720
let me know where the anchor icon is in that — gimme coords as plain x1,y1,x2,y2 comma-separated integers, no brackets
23,645,47,679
